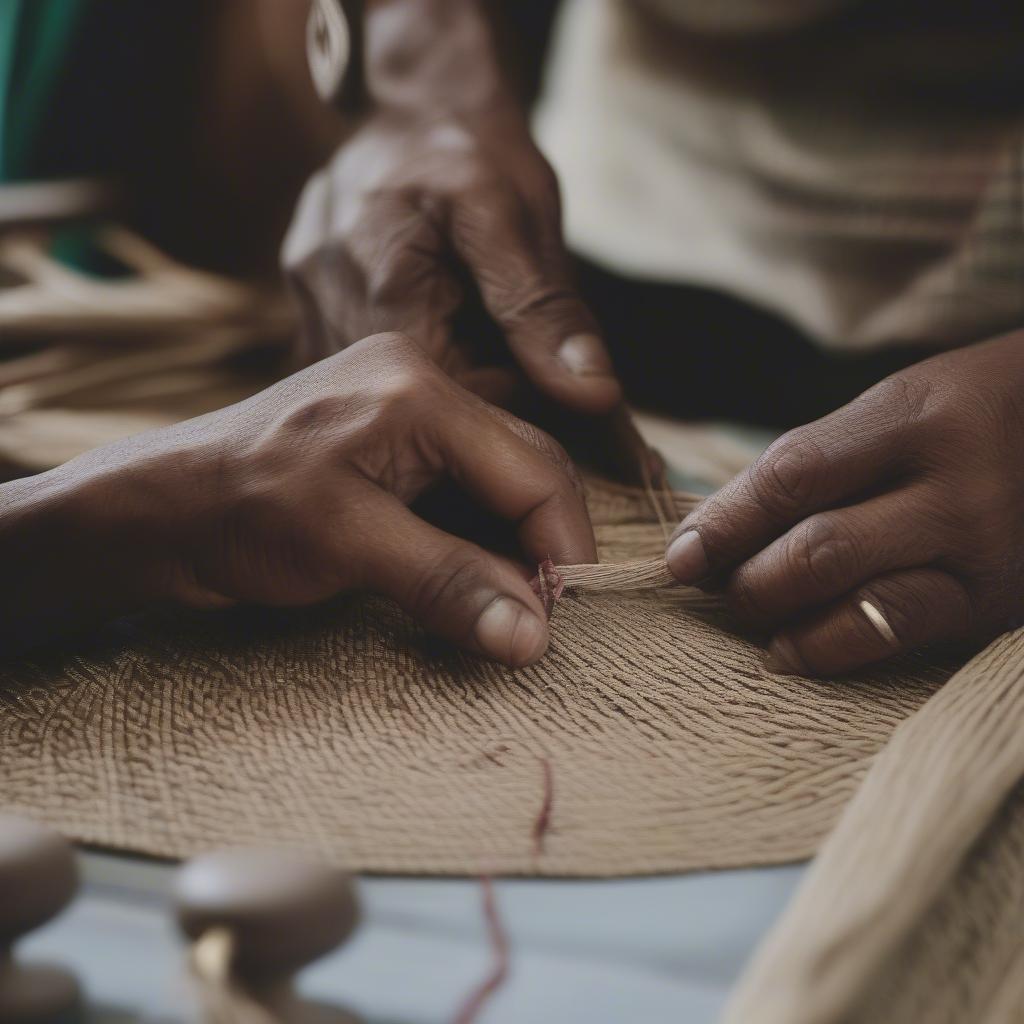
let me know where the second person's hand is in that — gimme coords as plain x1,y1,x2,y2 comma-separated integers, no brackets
664,332,1024,676
282,101,622,416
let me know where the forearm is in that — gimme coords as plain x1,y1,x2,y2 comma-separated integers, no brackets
0,467,160,656
362,0,512,113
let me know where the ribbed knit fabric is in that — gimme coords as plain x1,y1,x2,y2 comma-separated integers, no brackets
0,477,960,878
725,627,1024,1024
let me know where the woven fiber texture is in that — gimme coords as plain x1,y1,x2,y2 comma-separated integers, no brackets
725,627,1024,1024
0,477,959,875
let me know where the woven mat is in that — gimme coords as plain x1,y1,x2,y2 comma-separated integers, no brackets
725,627,1024,1024
6,228,1023,1018
0,477,959,875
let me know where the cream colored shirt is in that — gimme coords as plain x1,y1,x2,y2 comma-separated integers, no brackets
535,0,1024,350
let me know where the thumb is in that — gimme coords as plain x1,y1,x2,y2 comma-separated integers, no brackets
449,187,621,415
355,494,550,667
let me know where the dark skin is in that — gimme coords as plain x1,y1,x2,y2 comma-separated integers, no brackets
5,1,1021,673
281,0,1024,674
0,1,601,666
667,331,1024,675
0,334,595,665
281,0,621,413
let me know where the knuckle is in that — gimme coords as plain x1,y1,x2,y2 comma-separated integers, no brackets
365,329,421,361
371,365,435,419
485,407,584,497
510,415,569,465
863,373,931,419
501,280,581,332
790,515,861,591
746,433,825,520
530,430,584,497
859,373,932,433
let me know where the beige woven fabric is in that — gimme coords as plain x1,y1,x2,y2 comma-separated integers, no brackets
0,478,959,875
5,223,1023,1021
725,627,1024,1024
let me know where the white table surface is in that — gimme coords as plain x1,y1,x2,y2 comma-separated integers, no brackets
21,851,806,1023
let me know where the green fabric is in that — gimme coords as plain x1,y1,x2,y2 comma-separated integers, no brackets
0,0,109,278
50,223,134,278
0,0,87,181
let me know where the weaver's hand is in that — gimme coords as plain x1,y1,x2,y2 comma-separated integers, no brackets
666,331,1024,676
282,103,621,414
2,333,595,665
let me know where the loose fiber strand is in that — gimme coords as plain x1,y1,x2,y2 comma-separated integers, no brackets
557,557,678,591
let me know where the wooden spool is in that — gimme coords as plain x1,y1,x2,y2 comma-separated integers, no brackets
175,848,361,1023
0,815,80,1023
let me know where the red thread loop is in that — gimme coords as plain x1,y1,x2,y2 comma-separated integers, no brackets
530,558,565,618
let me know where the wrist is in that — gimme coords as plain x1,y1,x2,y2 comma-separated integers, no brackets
0,462,172,654
363,0,507,115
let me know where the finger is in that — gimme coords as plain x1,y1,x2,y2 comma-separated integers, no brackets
764,567,973,677
665,379,922,585
726,485,944,628
345,192,463,358
436,395,597,565
282,171,333,365
356,493,550,667
448,185,621,415
281,168,330,273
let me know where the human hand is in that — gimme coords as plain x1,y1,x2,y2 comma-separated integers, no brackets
665,331,1024,675
281,102,621,415
5,334,595,665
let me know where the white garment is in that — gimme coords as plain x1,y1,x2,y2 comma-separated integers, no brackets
534,0,1024,350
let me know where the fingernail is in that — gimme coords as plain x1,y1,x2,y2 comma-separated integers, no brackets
764,636,803,675
665,530,709,583
557,334,614,377
475,597,548,667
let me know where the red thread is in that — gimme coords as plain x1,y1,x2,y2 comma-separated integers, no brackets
530,558,565,618
531,757,554,858
452,877,510,1024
